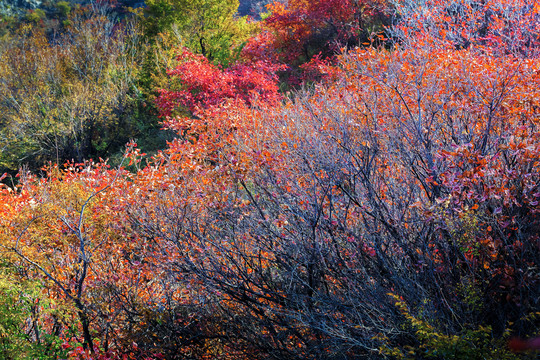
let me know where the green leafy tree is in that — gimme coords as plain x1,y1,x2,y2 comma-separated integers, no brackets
143,0,255,65
25,9,46,24
55,1,71,18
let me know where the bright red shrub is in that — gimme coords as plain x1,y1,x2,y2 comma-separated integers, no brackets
155,49,283,119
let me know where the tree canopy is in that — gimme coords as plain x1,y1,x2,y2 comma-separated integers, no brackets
0,0,538,359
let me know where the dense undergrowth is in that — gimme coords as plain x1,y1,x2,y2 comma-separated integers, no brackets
0,0,539,359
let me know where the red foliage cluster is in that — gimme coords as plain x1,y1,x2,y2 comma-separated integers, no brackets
264,0,387,60
241,0,390,85
155,50,283,119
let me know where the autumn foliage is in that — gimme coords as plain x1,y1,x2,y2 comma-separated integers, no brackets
0,0,539,359
155,49,283,118
241,0,391,85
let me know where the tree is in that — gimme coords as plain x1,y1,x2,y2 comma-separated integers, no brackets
0,0,538,358
0,142,145,354
0,3,146,173
129,2,540,357
155,49,282,119
143,0,255,65
241,0,391,85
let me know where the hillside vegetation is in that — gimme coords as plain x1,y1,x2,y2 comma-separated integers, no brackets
0,0,538,359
